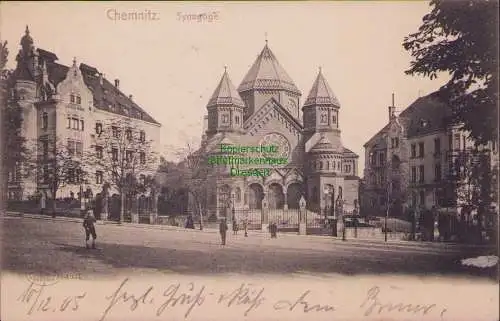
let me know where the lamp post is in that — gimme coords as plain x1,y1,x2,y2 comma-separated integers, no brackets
231,193,235,223
385,180,391,242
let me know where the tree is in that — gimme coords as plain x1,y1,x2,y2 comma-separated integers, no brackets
85,117,158,223
403,0,498,145
31,136,87,215
163,140,209,229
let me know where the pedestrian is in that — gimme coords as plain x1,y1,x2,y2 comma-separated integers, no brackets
40,190,46,215
219,218,228,246
270,222,277,238
185,215,195,229
83,208,97,249
243,219,248,237
232,217,239,235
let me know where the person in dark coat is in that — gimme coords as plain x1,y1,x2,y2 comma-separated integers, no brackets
269,222,277,238
219,219,228,245
83,209,97,249
185,215,195,229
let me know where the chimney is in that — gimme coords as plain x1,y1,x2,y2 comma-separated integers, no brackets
129,94,133,101
114,79,120,88
388,93,396,121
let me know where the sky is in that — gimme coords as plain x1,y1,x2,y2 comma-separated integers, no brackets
1,1,448,175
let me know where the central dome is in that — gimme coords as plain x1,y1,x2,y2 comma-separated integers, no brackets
238,43,301,95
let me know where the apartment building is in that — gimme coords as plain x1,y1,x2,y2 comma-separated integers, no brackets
362,92,498,217
7,26,161,200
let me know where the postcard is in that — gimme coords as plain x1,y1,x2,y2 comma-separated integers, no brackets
1,1,498,321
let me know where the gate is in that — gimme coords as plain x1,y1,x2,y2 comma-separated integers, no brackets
231,207,262,230
306,207,335,235
268,208,299,232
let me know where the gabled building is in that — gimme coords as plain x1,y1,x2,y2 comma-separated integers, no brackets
6,26,161,201
362,92,498,218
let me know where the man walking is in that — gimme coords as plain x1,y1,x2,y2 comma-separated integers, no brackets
219,218,228,246
83,209,97,249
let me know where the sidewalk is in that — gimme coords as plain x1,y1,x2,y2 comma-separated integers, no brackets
3,211,494,250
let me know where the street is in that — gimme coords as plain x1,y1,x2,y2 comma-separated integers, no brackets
1,216,496,279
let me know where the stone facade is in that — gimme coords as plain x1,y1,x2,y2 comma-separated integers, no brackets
6,26,161,201
362,92,498,217
192,43,360,218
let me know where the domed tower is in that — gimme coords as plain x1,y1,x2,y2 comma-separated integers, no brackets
10,26,40,198
205,67,246,137
237,41,301,120
302,67,342,149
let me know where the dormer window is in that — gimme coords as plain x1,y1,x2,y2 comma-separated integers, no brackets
76,95,81,104
70,94,75,103
221,114,229,124
320,114,328,124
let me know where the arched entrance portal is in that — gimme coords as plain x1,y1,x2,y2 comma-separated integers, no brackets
286,183,302,209
248,183,264,209
268,183,284,209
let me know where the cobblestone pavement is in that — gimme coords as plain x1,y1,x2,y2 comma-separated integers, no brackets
1,217,496,279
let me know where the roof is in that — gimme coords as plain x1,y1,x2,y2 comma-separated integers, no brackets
42,56,159,125
310,134,335,152
399,92,452,138
207,68,245,108
363,92,452,147
343,147,359,158
237,43,301,95
303,68,340,108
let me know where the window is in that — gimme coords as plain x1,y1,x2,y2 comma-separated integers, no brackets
454,133,461,150
411,144,416,158
140,131,145,142
112,126,119,138
419,165,425,183
332,115,337,124
448,134,453,150
76,141,83,156
235,187,241,202
112,148,118,161
418,142,424,158
80,120,84,131
419,191,425,204
320,114,328,124
67,116,71,129
379,153,385,166
126,150,133,162
126,128,132,140
434,138,441,155
140,152,146,164
235,116,240,124
221,114,229,123
42,112,48,130
72,118,79,130
411,166,417,183
95,146,103,159
344,165,351,173
76,96,81,104
434,163,441,181
96,171,103,185
95,123,103,135
70,94,75,103
391,137,399,148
